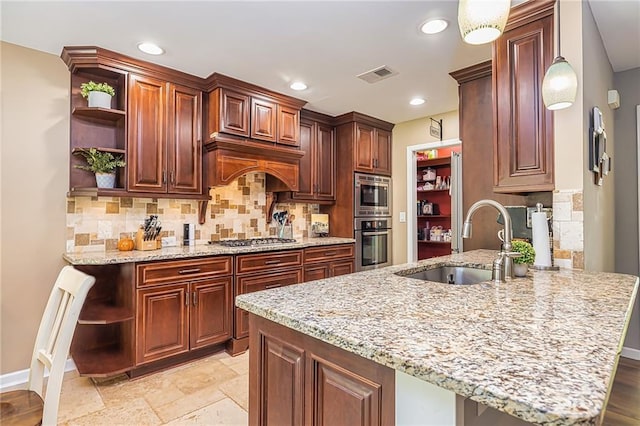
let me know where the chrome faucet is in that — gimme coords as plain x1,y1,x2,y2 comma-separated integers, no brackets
462,199,519,282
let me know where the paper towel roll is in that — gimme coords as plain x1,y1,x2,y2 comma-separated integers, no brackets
532,212,552,267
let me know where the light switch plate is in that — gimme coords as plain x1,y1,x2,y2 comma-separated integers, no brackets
399,211,406,223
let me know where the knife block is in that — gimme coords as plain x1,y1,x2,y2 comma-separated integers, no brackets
135,229,161,251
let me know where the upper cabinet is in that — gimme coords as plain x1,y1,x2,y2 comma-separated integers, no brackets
205,74,306,147
128,75,202,195
62,46,207,200
269,110,336,203
493,0,555,192
336,112,393,177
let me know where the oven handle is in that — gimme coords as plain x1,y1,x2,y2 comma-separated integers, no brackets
359,230,390,236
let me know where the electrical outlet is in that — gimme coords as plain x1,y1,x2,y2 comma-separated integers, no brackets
399,212,406,222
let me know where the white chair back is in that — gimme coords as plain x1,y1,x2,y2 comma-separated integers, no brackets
27,265,95,425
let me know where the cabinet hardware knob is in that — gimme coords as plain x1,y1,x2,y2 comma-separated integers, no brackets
162,170,167,184
192,291,197,306
324,251,337,256
185,291,189,306
178,268,201,274
265,284,281,289
170,170,175,184
264,260,281,265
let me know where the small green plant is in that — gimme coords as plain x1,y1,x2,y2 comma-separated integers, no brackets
80,81,115,98
74,148,125,174
511,240,535,265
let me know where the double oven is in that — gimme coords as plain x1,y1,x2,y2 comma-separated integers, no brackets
354,173,392,271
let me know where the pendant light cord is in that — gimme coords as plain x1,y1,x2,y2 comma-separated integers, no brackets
557,0,561,56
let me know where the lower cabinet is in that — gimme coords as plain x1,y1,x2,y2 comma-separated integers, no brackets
303,244,355,281
135,257,233,366
249,314,395,426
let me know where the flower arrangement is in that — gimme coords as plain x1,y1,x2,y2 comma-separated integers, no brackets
80,81,115,99
511,240,535,265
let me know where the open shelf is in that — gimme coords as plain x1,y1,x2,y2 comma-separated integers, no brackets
417,188,450,193
72,106,126,121
79,304,134,325
72,147,126,155
418,240,451,245
417,157,451,168
418,214,451,219
72,344,133,377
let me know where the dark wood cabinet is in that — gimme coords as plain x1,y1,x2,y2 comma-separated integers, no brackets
136,257,233,366
249,314,395,426
70,263,135,377
229,250,303,355
270,110,336,203
354,123,391,176
493,0,554,192
128,74,202,195
62,46,207,201
303,244,355,281
205,74,305,147
324,112,394,238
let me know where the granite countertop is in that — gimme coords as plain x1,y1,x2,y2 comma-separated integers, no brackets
63,237,355,265
236,249,639,426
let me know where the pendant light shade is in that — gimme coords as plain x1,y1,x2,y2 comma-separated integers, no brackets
458,0,511,45
542,0,578,110
542,56,578,110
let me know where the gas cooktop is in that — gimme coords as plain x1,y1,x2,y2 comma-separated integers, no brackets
211,238,297,247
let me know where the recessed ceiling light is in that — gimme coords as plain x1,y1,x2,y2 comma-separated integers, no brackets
420,19,448,34
410,98,426,106
290,81,308,91
137,42,164,55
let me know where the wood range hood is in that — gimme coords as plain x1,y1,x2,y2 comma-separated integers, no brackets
204,134,304,191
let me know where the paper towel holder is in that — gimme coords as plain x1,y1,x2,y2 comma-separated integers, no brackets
530,203,559,271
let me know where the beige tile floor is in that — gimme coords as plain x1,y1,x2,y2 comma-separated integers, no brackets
58,351,249,425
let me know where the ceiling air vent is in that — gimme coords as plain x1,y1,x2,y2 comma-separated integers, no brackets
357,65,398,84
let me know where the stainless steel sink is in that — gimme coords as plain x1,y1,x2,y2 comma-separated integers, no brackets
399,265,492,285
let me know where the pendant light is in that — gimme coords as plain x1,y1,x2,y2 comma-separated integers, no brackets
458,0,511,45
542,0,578,110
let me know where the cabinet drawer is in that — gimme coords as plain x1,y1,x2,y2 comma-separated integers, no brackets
137,256,233,287
236,269,303,295
236,250,303,275
304,244,354,264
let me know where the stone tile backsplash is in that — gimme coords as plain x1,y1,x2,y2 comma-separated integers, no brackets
67,172,318,253
552,189,584,269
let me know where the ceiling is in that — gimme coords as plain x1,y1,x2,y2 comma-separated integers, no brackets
1,1,638,125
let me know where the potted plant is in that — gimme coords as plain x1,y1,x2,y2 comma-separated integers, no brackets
80,81,115,109
73,148,125,188
511,240,535,277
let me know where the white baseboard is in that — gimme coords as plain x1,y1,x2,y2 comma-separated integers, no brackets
0,358,77,392
621,346,640,360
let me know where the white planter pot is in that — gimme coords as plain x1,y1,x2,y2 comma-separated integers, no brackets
95,172,116,188
513,263,529,277
88,91,112,109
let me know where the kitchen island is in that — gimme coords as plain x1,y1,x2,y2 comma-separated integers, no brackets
236,250,639,426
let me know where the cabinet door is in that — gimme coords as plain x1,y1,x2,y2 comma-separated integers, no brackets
374,129,392,176
220,88,250,137
330,260,354,277
136,284,189,365
252,332,305,426
168,84,202,195
293,120,315,199
315,123,336,201
354,123,375,172
190,277,232,349
128,74,167,193
494,14,554,192
251,98,277,142
277,104,300,146
308,355,385,426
